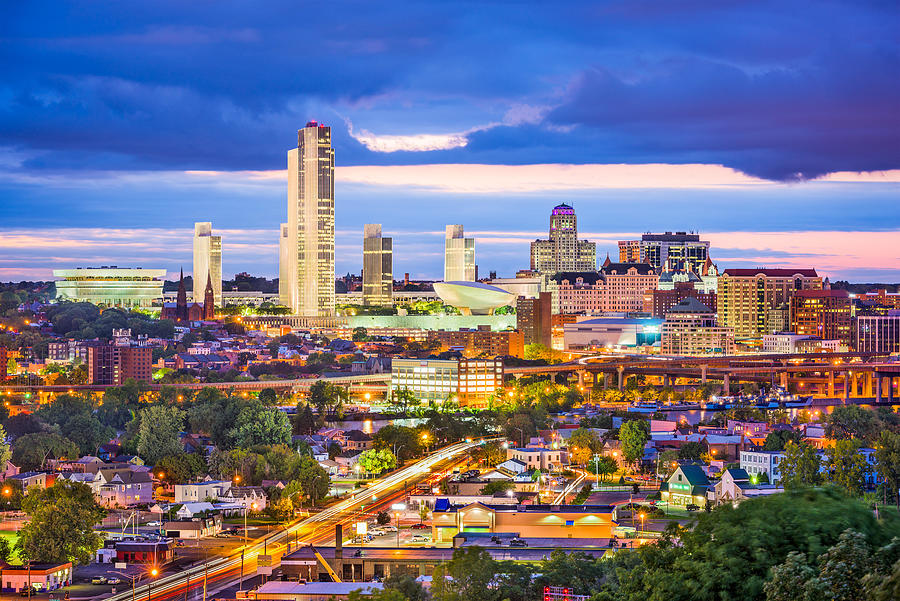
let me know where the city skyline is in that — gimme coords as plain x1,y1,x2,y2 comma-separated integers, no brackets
1,2,898,282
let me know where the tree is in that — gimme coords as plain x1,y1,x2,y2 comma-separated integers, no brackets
391,388,417,416
825,439,870,497
678,441,703,462
136,405,185,465
293,402,317,435
480,481,515,496
588,455,618,482
296,456,330,505
258,388,278,406
0,538,11,563
568,428,602,465
763,429,802,451
376,510,391,525
308,380,347,416
154,454,208,484
432,547,500,601
780,441,823,489
357,449,397,475
12,433,79,471
418,504,430,524
764,551,818,601
875,430,900,507
619,420,650,468
373,425,422,461
15,480,105,565
825,405,880,442
231,405,291,449
351,327,368,342
0,424,10,469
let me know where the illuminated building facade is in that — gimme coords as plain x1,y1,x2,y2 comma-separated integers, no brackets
284,122,335,316
53,267,165,308
391,357,503,408
516,292,552,347
362,224,393,307
790,289,852,345
549,272,604,314
427,327,525,358
444,225,475,282
856,312,900,353
87,343,153,385
530,204,596,275
599,263,658,313
660,297,735,355
192,222,222,306
646,281,717,317
717,269,822,339
618,232,710,272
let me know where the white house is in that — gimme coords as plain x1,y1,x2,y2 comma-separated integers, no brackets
174,479,232,503
739,450,786,484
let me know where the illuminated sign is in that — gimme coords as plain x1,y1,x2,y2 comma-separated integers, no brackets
670,483,690,491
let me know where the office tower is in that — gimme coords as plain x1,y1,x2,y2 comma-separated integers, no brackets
857,312,900,353
87,343,152,385
517,292,552,347
278,223,290,306
790,289,852,345
362,224,393,307
717,269,822,338
530,204,596,274
617,232,710,272
444,225,475,281
285,122,335,316
646,282,717,317
193,222,222,306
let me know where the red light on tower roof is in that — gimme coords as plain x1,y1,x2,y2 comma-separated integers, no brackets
306,120,318,127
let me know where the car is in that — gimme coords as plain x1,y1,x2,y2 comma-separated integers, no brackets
410,523,428,530
686,504,700,511
107,578,122,585
20,587,38,597
411,534,429,542
509,538,528,547
146,521,161,527
370,529,385,536
91,577,108,585
382,525,398,532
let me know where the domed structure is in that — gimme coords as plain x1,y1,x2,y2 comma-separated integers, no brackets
433,281,516,315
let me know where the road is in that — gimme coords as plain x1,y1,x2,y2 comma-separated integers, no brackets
104,438,494,601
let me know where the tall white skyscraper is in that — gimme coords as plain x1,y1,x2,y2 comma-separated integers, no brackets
192,222,222,306
444,225,475,282
284,122,335,316
278,223,290,306
362,224,393,307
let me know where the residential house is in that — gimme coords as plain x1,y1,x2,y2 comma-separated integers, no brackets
8,471,55,491
221,486,268,511
94,469,154,507
174,479,232,503
343,430,374,452
713,468,784,505
506,448,565,471
164,513,223,539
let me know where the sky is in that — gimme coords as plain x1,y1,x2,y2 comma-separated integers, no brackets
0,1,898,282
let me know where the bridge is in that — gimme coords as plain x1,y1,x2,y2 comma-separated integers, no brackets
505,351,900,401
0,373,391,400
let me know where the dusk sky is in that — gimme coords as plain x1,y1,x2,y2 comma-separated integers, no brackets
1,1,898,282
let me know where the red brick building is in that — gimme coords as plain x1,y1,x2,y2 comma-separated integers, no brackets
790,289,852,345
646,281,717,318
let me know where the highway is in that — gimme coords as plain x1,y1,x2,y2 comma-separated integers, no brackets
105,438,493,601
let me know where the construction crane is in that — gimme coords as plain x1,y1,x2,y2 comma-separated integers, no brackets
311,547,341,582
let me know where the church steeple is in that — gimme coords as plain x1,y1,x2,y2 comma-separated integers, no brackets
203,271,215,320
175,267,188,322
602,253,611,268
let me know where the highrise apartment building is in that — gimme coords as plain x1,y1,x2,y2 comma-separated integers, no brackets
530,204,596,275
444,225,475,281
362,224,393,307
718,269,822,339
193,222,222,306
857,312,900,353
618,232,709,272
283,122,335,316
87,343,153,385
790,289,852,345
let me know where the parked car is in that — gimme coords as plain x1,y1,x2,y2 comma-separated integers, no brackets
146,521,161,527
686,504,700,511
411,534,429,542
20,587,38,597
107,578,122,585
410,523,428,530
382,525,398,532
509,538,527,547
91,577,108,585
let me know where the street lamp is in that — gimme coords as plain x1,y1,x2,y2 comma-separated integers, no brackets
244,501,258,545
391,503,406,548
639,513,645,536
147,567,158,601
